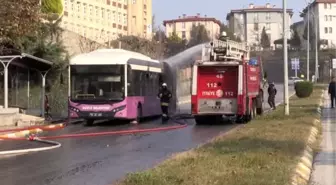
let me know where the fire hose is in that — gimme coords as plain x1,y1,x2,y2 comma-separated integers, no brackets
0,114,194,156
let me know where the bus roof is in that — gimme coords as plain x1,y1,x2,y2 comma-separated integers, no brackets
70,49,160,65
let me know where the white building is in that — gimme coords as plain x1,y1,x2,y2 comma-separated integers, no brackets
226,3,293,49
300,0,336,49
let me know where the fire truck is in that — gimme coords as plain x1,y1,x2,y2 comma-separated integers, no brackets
191,32,264,124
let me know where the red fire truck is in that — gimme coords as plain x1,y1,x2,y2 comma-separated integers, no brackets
191,33,264,124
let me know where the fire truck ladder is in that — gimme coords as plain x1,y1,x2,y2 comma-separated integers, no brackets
205,39,249,62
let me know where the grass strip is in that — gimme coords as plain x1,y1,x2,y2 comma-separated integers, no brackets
116,86,325,185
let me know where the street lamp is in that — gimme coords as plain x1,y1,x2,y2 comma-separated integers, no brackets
307,3,310,81
283,0,289,115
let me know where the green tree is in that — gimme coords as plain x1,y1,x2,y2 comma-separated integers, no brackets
290,28,301,49
165,32,185,57
302,21,314,41
0,0,41,44
188,24,210,47
41,0,63,15
260,27,270,49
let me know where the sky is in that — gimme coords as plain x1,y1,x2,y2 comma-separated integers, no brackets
152,0,308,28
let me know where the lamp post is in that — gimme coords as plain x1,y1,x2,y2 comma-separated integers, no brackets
283,0,289,115
307,4,310,81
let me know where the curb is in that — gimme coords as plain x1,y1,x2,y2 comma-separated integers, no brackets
291,89,325,185
0,123,65,140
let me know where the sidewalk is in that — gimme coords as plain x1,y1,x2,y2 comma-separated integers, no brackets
310,93,336,185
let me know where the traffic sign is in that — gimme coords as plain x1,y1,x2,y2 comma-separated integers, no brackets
291,58,300,70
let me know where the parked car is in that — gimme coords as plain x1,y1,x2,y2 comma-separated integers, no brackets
289,76,304,85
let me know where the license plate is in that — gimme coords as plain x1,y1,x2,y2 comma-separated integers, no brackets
89,113,102,117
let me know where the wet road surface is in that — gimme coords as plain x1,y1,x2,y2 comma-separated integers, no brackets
0,83,294,185
0,118,237,185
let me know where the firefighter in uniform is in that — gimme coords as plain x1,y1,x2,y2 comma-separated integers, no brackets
158,83,172,120
267,82,277,110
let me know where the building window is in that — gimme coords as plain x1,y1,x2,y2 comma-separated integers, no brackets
95,7,99,16
324,3,328,9
64,0,68,9
329,15,333,21
325,15,328,21
182,22,185,28
325,27,328,33
89,5,92,15
71,1,74,11
329,3,332,9
266,12,270,20
101,8,104,18
123,14,127,25
254,13,258,21
113,11,116,22
266,23,270,30
254,23,258,31
329,27,332,33
182,31,186,39
77,2,80,12
83,4,86,14
107,10,111,20
132,16,136,25
118,12,121,23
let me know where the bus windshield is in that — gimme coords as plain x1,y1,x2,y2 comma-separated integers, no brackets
70,65,125,102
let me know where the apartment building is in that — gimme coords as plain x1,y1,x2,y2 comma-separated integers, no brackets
300,0,336,49
61,0,152,44
226,3,293,49
163,14,221,41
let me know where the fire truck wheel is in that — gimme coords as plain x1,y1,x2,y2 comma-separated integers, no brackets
256,96,264,115
194,116,207,125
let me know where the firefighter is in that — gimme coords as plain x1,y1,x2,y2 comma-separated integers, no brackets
267,82,277,110
158,83,172,120
328,77,336,108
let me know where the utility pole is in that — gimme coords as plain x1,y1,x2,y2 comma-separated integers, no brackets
307,5,310,81
315,14,319,82
283,0,289,115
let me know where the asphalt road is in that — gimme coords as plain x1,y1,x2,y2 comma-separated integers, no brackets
0,83,294,185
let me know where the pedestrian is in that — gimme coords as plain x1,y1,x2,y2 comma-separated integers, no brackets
267,82,277,110
328,77,336,108
158,83,172,120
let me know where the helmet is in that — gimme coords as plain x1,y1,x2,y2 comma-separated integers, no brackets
162,83,167,87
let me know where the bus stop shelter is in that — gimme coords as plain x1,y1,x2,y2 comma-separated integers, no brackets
0,53,53,117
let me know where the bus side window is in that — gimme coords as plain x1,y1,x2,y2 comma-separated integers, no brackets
127,65,133,96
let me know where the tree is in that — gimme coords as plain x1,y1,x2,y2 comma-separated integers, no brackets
0,0,41,43
41,0,63,15
302,21,314,41
260,27,270,49
290,28,301,49
165,32,185,57
78,36,103,53
188,24,210,47
219,23,241,42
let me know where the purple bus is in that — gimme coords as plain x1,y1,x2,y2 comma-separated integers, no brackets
68,49,163,125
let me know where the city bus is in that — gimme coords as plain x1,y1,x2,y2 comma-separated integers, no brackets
68,49,163,125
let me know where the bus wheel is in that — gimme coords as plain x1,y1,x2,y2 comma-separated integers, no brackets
136,105,142,123
85,119,94,126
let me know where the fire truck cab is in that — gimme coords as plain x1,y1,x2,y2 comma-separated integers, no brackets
191,32,264,124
